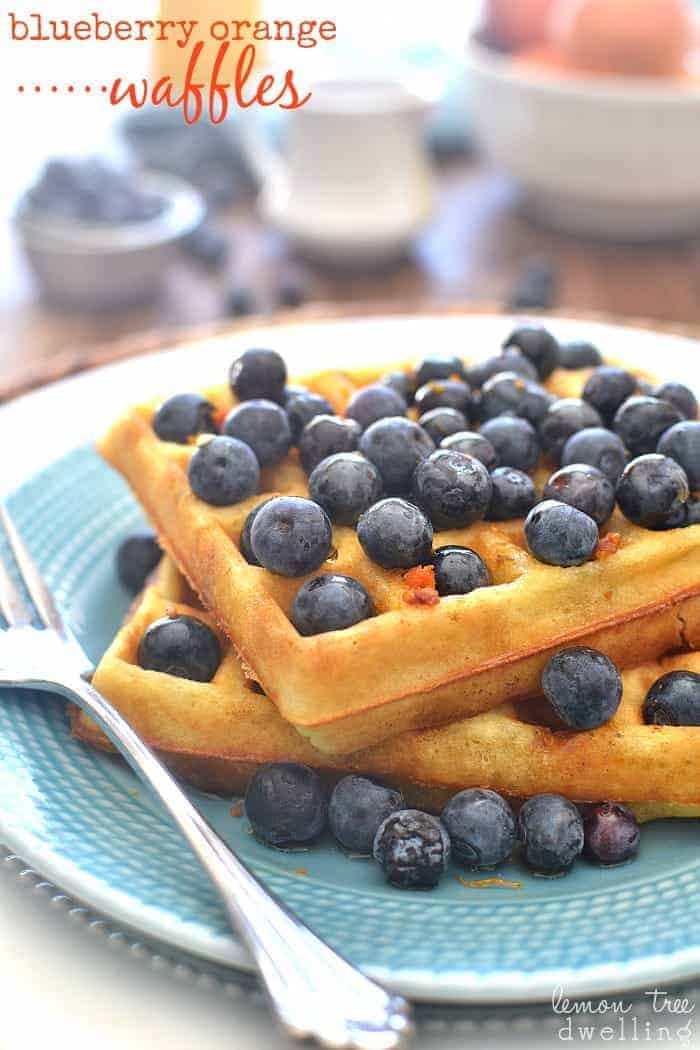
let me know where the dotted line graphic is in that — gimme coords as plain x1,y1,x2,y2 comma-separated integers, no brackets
17,85,110,94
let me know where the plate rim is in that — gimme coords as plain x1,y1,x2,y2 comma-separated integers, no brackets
2,311,700,1004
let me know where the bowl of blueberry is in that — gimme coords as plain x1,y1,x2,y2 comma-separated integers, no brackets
15,157,206,310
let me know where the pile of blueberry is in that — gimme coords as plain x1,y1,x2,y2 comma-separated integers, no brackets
149,327,699,637
26,158,166,225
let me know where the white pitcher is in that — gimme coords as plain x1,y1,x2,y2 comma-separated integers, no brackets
240,78,435,264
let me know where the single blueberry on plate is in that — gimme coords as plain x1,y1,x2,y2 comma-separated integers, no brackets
441,789,516,870
299,415,362,474
616,454,689,530
418,407,468,446
239,498,273,566
583,803,640,866
542,646,623,730
614,396,683,456
657,420,700,490
583,366,637,424
116,530,162,593
373,810,451,889
518,794,584,875
290,574,374,636
480,416,540,473
360,417,435,494
329,776,404,854
433,545,491,596
250,496,332,577
137,615,221,682
308,452,383,526
345,383,407,430
357,498,433,569
153,393,215,444
286,391,334,444
502,324,559,380
561,427,627,484
539,399,603,461
465,348,538,388
524,500,599,567
654,381,698,421
479,371,552,427
643,670,700,726
229,347,287,403
412,450,492,529
486,467,537,521
188,435,260,506
415,353,466,387
557,341,603,370
245,762,327,847
223,399,292,467
543,463,616,526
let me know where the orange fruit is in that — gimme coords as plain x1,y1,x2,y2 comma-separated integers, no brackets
483,0,557,51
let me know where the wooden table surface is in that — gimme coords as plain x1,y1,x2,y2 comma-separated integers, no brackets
4,154,700,398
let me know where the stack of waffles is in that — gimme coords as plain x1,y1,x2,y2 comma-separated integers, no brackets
73,342,700,820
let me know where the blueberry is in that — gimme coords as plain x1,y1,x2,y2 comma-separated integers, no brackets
329,776,404,854
543,463,615,526
687,496,700,525
308,452,383,525
245,762,327,846
380,371,416,403
290,574,374,635
542,647,622,729
583,366,637,424
239,499,273,565
360,418,435,495
465,349,538,388
286,392,334,444
503,324,559,380
415,353,466,387
229,348,286,403
116,531,162,593
441,789,516,869
654,381,698,421
524,500,599,566
657,421,700,489
250,496,333,577
222,399,292,468
225,287,256,318
539,399,603,461
299,415,362,474
413,450,492,529
441,431,499,471
583,803,640,865
137,615,221,682
480,417,540,473
517,794,584,875
373,810,451,889
183,224,230,268
414,379,472,417
486,467,537,520
188,436,259,506
283,384,309,404
613,396,683,456
278,276,307,309
616,454,689,529
479,371,552,427
506,258,557,311
643,670,700,725
419,408,468,445
357,498,433,569
153,393,215,444
561,427,627,484
433,545,491,596
345,384,407,430
557,341,603,370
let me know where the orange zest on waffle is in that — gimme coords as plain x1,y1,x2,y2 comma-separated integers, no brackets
594,532,622,559
402,565,440,606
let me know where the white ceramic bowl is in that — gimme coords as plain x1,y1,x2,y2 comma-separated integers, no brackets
465,36,700,240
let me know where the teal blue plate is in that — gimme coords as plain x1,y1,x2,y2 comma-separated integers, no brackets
1,443,700,1005
1,314,700,1006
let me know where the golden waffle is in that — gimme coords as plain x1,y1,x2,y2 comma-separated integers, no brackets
98,357,700,755
73,558,700,819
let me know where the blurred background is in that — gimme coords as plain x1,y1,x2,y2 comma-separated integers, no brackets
3,0,700,397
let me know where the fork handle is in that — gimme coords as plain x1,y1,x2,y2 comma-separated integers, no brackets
34,672,412,1049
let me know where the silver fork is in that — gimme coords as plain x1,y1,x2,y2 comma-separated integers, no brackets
0,505,412,1050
